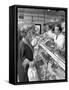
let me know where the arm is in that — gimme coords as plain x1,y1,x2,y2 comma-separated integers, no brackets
20,41,25,61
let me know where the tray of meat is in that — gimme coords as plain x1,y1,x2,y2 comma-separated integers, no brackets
45,40,56,51
54,50,65,62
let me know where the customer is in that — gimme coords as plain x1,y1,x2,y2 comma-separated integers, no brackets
18,30,34,82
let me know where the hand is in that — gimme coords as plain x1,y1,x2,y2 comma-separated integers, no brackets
22,58,29,68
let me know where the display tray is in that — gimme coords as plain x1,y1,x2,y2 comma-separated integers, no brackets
45,40,56,51
35,51,65,80
54,50,65,62
45,40,65,62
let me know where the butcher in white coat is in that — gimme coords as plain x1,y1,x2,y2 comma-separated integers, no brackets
54,25,65,50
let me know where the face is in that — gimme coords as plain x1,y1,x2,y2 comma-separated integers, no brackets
20,31,26,38
46,25,49,32
26,31,32,42
31,38,37,46
54,26,59,34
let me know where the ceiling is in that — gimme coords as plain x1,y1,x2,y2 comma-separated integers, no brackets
18,8,65,17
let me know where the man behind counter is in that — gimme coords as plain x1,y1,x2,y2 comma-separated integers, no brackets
54,24,65,51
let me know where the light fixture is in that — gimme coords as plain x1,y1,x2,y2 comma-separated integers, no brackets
47,9,51,11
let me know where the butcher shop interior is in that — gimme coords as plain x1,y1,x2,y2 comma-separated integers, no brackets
17,7,65,82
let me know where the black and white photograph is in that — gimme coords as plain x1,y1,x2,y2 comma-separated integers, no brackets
0,0,69,89
17,6,67,83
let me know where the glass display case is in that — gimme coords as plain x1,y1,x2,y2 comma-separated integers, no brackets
34,34,65,81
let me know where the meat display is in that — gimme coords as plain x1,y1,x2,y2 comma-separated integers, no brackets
34,41,65,81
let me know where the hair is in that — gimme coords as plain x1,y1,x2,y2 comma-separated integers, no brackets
52,27,55,33
53,24,62,33
57,24,62,33
50,24,54,32
49,25,53,29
